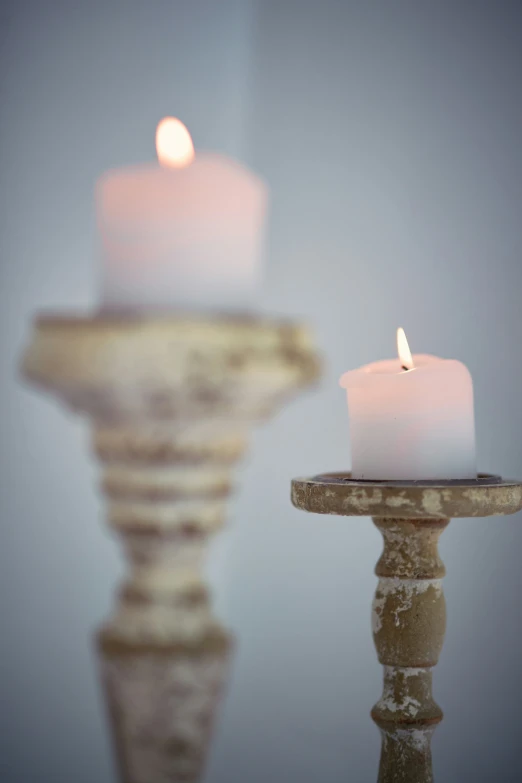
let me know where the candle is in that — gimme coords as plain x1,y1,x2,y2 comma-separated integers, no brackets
97,117,267,311
339,329,476,480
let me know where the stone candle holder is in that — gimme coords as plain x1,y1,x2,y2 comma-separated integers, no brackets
22,313,320,783
291,472,522,783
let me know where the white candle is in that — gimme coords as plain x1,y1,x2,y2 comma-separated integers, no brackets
339,329,476,480
97,117,267,311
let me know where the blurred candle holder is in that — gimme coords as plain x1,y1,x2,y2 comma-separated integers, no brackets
291,472,522,783
22,312,320,783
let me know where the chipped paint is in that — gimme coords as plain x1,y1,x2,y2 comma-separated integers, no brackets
384,666,428,679
377,692,421,718
373,577,443,630
385,494,414,508
372,595,386,634
421,489,443,516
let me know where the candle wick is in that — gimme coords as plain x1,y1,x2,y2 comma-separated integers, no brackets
401,365,409,372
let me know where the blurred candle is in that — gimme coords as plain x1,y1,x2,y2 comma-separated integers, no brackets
97,117,267,311
339,329,476,480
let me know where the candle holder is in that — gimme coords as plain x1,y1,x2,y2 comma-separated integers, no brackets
291,472,522,783
22,313,320,783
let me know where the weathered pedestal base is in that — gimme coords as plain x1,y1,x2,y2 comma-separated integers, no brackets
22,314,320,783
291,473,522,783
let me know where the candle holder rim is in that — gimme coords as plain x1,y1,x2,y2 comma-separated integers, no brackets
311,471,504,487
291,472,522,519
31,310,307,330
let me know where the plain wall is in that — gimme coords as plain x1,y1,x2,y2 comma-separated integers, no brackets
1,2,522,782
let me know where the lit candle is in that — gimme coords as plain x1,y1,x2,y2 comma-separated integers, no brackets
97,117,267,311
339,329,476,480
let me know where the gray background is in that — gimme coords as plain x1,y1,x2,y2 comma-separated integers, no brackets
1,1,522,781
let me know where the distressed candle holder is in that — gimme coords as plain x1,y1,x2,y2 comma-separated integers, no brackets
22,313,320,783
291,472,522,783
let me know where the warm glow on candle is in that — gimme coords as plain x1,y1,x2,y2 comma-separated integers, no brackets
397,327,414,370
155,117,195,169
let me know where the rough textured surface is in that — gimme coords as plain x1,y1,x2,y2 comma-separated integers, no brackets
22,313,320,423
377,726,436,783
372,518,449,671
291,472,522,783
22,312,320,783
291,472,522,519
370,513,448,782
100,639,231,783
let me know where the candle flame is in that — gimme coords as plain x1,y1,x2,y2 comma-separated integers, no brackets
156,117,195,169
397,327,414,370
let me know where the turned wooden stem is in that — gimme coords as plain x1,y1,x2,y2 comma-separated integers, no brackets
94,421,247,649
95,422,240,783
371,518,449,783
